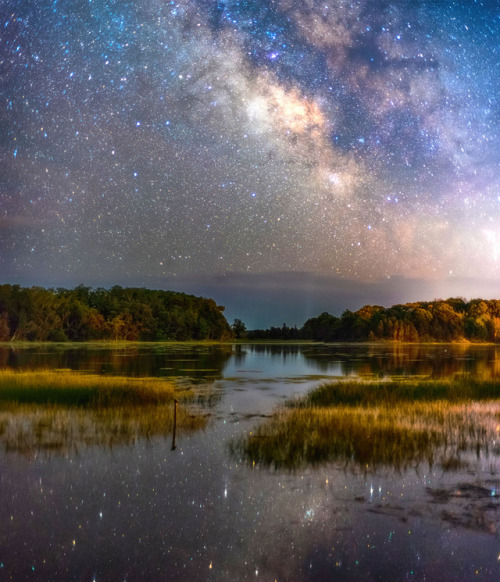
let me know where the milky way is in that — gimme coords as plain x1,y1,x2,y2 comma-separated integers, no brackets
1,1,499,317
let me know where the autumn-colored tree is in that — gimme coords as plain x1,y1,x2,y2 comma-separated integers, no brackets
0,284,232,342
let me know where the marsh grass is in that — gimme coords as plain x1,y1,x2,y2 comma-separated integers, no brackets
301,378,500,407
0,403,207,455
0,369,185,407
0,370,208,455
233,378,500,471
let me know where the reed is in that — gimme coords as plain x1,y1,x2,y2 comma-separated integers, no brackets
0,369,208,455
301,378,500,408
0,369,183,407
233,378,500,471
0,403,207,455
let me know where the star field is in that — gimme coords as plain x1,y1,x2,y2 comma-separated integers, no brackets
1,0,499,304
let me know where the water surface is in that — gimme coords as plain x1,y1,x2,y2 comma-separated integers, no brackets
1,343,500,580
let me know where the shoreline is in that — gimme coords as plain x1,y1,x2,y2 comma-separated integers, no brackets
1,339,500,347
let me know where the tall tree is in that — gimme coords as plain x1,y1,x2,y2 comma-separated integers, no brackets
231,319,246,339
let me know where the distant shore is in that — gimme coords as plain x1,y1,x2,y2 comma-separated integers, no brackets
1,338,500,347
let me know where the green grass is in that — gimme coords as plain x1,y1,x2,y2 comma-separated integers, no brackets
0,369,184,407
0,370,208,455
299,378,500,407
232,378,500,471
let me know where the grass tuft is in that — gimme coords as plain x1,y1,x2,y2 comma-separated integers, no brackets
301,378,500,408
0,369,208,455
0,369,184,407
233,378,500,471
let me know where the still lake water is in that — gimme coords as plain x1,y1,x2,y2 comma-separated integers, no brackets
2,342,500,580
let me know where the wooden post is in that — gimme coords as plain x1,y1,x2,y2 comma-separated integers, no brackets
171,399,178,450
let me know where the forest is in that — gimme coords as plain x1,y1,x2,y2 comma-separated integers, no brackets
0,284,232,341
2,286,500,344
247,298,500,343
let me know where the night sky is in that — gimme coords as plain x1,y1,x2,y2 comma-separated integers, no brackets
1,1,499,327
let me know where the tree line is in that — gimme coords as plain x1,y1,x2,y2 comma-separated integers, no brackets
0,284,232,341
247,298,500,343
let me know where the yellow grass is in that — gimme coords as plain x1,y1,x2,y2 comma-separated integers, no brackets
0,369,185,406
0,369,208,455
234,379,500,471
